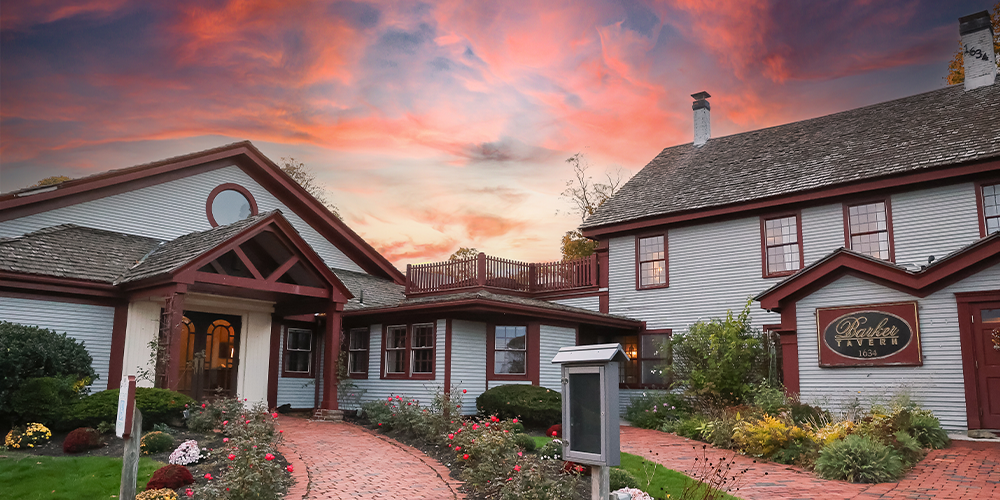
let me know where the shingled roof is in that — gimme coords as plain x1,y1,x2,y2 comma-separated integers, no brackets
582,83,1000,231
0,225,161,282
333,268,407,311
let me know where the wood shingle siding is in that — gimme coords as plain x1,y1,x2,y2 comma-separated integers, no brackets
0,165,364,274
0,297,114,393
794,263,1000,431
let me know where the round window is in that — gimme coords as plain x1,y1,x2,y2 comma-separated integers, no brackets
206,184,257,227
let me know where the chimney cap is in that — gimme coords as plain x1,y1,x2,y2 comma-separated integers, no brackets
691,91,711,100
959,10,993,36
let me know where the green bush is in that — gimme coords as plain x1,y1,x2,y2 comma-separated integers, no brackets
476,385,561,428
186,398,244,432
500,455,578,500
0,322,97,426
815,434,905,483
537,439,563,460
10,376,82,426
514,433,537,451
891,430,924,467
751,384,789,415
671,414,710,440
623,392,689,430
790,401,829,426
63,388,195,430
667,303,772,409
610,467,639,490
140,431,174,455
908,411,950,450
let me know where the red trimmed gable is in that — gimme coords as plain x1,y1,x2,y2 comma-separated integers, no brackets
0,141,404,284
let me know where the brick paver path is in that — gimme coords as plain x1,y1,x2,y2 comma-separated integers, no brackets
621,427,1000,500
278,416,464,500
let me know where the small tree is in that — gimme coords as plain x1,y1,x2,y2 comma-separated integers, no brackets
448,247,479,260
559,153,628,260
279,157,342,220
666,302,773,409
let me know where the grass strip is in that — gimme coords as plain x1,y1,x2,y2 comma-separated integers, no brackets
0,455,164,500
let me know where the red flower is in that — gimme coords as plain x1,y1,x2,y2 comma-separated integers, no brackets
279,430,284,433
512,418,518,423
185,489,193,497
514,465,521,472
228,454,236,460
201,404,206,408
472,424,478,430
448,434,454,440
205,473,213,480
223,438,229,443
462,389,467,393
517,451,522,457
272,412,278,418
287,465,294,473
455,446,461,451
222,420,228,426
462,454,469,460
265,453,275,461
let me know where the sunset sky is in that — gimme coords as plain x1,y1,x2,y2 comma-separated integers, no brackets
0,0,993,269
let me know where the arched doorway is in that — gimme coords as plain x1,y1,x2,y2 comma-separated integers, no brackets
178,311,242,401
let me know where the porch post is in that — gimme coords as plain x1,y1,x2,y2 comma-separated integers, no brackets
321,302,344,410
164,292,187,392
778,332,800,395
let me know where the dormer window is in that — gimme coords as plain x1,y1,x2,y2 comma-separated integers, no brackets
207,184,258,227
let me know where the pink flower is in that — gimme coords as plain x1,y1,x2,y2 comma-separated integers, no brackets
205,473,213,480
472,424,478,430
455,446,461,451
244,398,248,401
223,438,229,443
228,454,236,460
185,489,193,497
448,434,454,440
507,477,513,481
222,420,228,426
265,453,275,461
287,465,294,473
246,420,251,424
514,465,521,472
272,412,278,418
512,418,518,423
517,451,522,457
462,454,469,460
201,403,206,408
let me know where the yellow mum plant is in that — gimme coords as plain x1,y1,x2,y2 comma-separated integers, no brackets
136,488,179,500
4,423,52,449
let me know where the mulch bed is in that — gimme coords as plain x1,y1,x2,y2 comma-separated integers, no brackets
3,425,290,494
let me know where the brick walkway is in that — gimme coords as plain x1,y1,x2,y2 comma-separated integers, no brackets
277,416,464,500
620,427,1000,500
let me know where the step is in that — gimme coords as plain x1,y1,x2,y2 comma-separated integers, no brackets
312,409,344,422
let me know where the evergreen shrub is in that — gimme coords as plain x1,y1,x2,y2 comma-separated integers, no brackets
514,432,536,451
815,434,904,483
11,376,83,426
140,431,174,455
63,388,195,430
476,385,561,428
145,464,195,490
610,467,640,490
62,427,104,453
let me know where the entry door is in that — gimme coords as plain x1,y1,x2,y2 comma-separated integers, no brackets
179,311,242,401
970,302,1000,429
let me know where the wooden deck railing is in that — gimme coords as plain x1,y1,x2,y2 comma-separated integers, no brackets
406,253,598,295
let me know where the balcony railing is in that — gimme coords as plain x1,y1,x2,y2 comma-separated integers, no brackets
405,253,598,296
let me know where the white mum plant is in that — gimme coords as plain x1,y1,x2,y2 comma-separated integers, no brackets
168,439,203,465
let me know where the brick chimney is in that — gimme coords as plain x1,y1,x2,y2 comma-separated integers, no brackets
691,91,711,147
959,10,997,91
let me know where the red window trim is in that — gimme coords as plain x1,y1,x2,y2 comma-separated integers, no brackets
487,323,540,384
380,322,436,380
975,178,1000,238
206,183,259,227
619,328,672,389
347,327,370,380
635,233,669,290
281,325,316,379
760,211,805,278
842,197,895,262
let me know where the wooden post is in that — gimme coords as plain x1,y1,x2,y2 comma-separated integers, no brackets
120,409,143,500
591,464,609,500
321,302,343,409
476,252,487,286
164,292,186,391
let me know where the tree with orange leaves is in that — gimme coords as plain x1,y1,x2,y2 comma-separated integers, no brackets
947,3,1000,84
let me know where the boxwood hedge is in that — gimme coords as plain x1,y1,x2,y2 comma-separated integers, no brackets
476,384,561,428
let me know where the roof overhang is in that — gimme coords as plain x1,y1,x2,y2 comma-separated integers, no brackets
756,232,1000,312
0,141,405,284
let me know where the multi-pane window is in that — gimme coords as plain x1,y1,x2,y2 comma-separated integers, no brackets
763,215,801,276
983,183,1000,234
618,331,670,387
285,328,312,374
348,328,369,375
637,235,667,288
411,323,435,374
847,201,891,260
494,326,527,375
385,325,407,374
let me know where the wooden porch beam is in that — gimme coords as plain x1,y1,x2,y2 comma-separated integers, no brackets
266,256,300,283
233,246,264,280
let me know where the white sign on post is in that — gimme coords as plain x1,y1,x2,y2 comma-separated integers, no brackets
116,375,137,439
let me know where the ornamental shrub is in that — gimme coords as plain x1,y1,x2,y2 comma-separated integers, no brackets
186,397,244,432
538,439,563,460
908,412,949,449
545,424,561,438
609,467,640,490
168,440,203,465
732,414,813,459
63,427,104,453
4,423,52,449
136,489,179,500
0,321,97,426
11,376,84,426
891,430,925,467
62,388,195,430
623,392,689,430
145,464,195,490
667,303,772,409
815,434,905,483
140,431,174,455
499,455,579,500
476,385,561,428
514,433,537,451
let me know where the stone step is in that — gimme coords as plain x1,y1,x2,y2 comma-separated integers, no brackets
313,409,344,422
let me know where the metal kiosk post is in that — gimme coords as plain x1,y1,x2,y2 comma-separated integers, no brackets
551,344,630,500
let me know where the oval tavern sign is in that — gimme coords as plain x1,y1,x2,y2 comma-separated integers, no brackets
816,302,922,367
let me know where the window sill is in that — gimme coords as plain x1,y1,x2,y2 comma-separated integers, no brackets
381,373,435,381
763,270,799,279
488,373,531,382
348,372,369,380
636,283,669,291
281,371,313,379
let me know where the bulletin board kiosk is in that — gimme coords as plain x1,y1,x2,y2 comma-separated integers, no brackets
551,344,629,500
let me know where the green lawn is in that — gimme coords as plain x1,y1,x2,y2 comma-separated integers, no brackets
530,435,740,499
0,455,165,500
